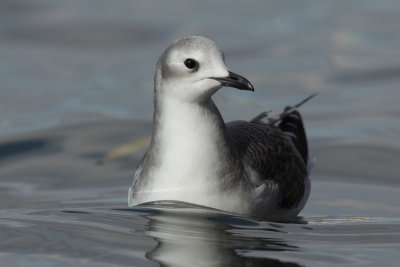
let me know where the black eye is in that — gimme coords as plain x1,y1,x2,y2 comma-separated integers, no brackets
184,58,198,69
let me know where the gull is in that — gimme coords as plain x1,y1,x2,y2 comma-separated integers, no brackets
128,36,313,220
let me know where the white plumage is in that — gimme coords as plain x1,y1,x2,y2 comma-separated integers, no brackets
129,36,312,220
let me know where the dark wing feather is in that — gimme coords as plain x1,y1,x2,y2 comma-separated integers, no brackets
226,120,307,209
278,110,308,165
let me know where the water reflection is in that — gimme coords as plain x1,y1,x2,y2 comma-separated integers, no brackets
135,203,301,267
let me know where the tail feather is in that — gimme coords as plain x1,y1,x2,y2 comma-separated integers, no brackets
250,93,316,165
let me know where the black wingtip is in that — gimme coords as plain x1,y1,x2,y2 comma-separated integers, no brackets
278,110,308,165
278,94,316,165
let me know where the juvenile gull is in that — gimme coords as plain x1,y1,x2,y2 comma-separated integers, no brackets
128,36,313,220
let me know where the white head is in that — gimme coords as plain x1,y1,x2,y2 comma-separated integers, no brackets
155,36,253,103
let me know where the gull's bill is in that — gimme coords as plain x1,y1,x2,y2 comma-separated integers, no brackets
211,71,254,91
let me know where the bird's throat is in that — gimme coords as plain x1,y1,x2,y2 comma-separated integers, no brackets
151,97,239,184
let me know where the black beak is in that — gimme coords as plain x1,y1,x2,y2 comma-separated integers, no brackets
211,71,254,91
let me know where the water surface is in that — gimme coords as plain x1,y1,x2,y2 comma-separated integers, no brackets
1,0,400,266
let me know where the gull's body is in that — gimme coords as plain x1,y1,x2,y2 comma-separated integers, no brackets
128,36,312,220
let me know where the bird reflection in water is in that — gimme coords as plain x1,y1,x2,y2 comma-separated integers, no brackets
135,202,302,267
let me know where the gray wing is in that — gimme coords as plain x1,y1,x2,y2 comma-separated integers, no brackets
226,118,308,209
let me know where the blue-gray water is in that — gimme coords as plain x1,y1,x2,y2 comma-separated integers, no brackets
1,0,400,266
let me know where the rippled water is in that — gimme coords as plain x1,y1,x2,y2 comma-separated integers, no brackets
1,0,400,266
1,120,400,266
2,205,400,267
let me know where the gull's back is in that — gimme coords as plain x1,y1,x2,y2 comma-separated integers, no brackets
226,106,311,219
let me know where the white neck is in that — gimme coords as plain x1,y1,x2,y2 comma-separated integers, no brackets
155,96,236,176
144,95,241,204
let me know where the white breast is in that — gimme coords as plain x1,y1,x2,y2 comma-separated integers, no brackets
129,98,249,213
